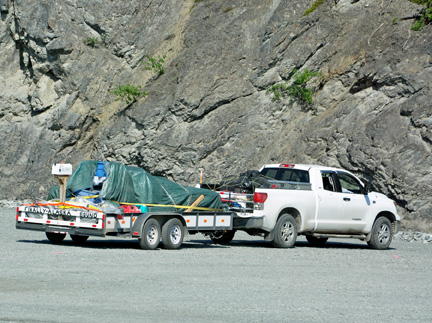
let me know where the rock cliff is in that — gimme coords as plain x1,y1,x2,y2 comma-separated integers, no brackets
0,0,431,230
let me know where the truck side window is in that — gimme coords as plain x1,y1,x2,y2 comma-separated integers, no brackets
337,173,362,194
321,173,336,192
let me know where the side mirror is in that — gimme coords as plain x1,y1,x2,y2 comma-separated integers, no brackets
360,181,371,195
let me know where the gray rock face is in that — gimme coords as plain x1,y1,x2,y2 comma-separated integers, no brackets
0,0,431,230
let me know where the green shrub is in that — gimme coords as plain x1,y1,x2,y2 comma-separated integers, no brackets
411,0,432,30
267,69,321,105
143,55,167,75
303,0,324,16
111,84,148,104
83,37,100,48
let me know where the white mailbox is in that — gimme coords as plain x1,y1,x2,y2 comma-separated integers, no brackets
52,163,73,176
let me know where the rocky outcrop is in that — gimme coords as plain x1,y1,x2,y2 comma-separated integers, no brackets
0,0,431,230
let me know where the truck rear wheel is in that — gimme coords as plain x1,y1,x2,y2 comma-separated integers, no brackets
306,235,328,247
70,234,89,244
139,218,161,250
46,232,66,244
368,216,393,250
161,218,184,249
272,214,297,248
210,230,235,245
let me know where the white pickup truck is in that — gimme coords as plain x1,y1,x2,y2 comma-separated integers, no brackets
215,164,400,250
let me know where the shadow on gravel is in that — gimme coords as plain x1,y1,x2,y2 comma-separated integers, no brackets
17,238,395,251
17,239,229,250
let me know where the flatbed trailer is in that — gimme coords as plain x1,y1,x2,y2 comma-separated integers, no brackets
16,203,234,250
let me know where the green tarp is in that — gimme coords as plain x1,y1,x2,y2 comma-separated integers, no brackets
47,160,222,211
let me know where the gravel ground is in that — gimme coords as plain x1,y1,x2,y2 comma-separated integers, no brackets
1,207,431,323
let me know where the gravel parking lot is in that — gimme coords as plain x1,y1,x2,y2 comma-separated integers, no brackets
1,206,431,322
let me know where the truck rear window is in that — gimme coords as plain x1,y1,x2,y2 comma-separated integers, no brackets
260,168,310,183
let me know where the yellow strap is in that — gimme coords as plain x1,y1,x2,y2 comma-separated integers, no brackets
119,201,223,212
70,195,224,212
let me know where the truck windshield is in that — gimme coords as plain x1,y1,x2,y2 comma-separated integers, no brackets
260,168,310,183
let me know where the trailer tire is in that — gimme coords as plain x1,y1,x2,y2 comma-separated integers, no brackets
306,235,328,247
46,232,66,244
272,214,297,248
139,218,161,250
70,234,89,244
210,230,236,245
367,216,393,250
161,218,184,249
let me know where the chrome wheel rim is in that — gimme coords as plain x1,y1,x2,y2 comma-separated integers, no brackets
147,225,158,245
170,225,181,244
281,221,294,242
377,223,390,245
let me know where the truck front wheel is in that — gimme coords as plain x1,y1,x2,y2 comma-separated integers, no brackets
210,230,236,245
139,218,161,250
368,216,393,250
46,232,66,244
161,218,184,249
272,214,297,248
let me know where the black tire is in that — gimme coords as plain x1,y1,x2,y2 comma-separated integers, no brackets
70,234,89,244
368,217,393,250
46,232,66,244
272,214,297,248
306,235,328,247
161,218,184,249
138,218,161,250
210,230,236,245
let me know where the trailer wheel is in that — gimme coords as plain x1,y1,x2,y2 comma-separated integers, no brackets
368,216,393,250
139,218,161,250
161,218,184,249
210,230,236,245
272,214,297,248
306,235,328,247
46,232,66,244
70,234,89,244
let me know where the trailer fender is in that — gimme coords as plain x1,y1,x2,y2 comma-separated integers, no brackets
131,212,186,238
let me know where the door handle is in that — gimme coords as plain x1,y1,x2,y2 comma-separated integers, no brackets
343,197,351,202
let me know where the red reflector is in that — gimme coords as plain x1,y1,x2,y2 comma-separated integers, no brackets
254,192,268,203
279,164,295,168
133,231,139,236
70,223,75,226
46,220,51,224
24,218,28,222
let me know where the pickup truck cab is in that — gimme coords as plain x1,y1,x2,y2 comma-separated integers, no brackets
227,164,400,249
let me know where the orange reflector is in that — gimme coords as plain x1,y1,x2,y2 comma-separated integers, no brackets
187,219,190,223
204,219,207,223
121,220,125,224
132,217,136,222
222,219,224,222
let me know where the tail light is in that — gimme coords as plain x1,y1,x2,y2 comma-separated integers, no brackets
279,164,295,168
254,192,268,203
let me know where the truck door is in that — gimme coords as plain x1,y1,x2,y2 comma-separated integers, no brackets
335,172,370,233
315,171,343,232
